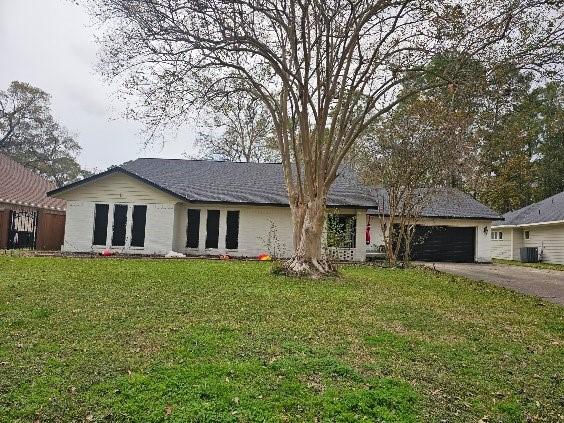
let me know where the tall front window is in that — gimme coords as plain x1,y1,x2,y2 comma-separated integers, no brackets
225,210,240,249
111,204,128,246
93,203,109,246
205,210,220,249
92,203,147,248
130,205,147,247
186,209,201,248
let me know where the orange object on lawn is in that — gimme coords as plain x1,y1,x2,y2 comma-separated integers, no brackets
257,253,272,261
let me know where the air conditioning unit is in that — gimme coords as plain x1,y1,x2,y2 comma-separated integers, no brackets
519,247,539,263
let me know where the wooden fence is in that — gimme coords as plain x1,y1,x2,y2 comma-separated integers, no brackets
36,210,66,251
0,208,65,251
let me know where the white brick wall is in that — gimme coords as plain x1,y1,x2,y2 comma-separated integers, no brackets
173,204,294,258
62,201,95,252
61,198,495,262
61,201,175,255
172,204,369,261
144,204,175,254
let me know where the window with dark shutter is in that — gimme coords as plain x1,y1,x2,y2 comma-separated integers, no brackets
225,210,239,249
93,203,109,245
205,210,220,249
111,204,128,246
130,205,147,247
186,209,201,248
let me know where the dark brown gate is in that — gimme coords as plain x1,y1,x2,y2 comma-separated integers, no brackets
7,210,38,249
1,209,65,251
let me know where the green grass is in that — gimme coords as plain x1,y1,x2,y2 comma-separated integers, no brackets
493,258,564,272
0,257,563,422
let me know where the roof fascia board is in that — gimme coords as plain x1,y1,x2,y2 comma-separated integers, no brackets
366,211,499,221
492,219,564,229
47,167,186,202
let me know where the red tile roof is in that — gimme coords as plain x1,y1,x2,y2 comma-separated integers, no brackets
0,153,66,211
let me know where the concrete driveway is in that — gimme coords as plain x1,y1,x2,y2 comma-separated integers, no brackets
424,262,564,305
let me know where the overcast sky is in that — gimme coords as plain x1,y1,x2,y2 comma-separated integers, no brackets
0,0,197,171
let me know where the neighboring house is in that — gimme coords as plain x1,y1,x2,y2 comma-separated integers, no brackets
0,153,66,250
48,158,500,262
491,191,564,264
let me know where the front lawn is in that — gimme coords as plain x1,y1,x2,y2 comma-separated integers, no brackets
0,257,562,422
494,258,564,272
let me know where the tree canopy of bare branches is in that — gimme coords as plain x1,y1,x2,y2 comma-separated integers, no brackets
196,93,278,162
88,0,563,275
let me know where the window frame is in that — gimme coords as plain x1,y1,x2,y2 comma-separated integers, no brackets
524,230,530,240
491,231,504,241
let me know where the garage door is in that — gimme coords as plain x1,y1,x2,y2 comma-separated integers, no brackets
408,226,476,263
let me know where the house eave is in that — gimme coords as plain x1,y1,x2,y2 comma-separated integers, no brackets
0,197,66,212
492,219,564,229
366,210,500,221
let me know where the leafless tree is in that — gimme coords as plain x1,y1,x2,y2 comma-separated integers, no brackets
87,0,563,276
196,92,278,162
354,96,474,265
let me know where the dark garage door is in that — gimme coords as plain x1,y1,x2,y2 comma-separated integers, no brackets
408,226,476,263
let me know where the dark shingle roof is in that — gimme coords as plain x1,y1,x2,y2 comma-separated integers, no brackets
0,153,66,211
494,191,564,226
121,159,378,207
367,187,501,220
49,158,500,219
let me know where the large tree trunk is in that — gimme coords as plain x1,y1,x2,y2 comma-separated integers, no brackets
282,197,337,277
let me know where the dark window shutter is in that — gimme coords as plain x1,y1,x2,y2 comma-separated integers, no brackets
225,211,239,249
111,205,128,246
205,210,220,249
186,209,200,248
93,204,109,245
130,205,147,247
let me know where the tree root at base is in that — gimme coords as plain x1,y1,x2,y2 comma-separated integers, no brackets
277,257,339,278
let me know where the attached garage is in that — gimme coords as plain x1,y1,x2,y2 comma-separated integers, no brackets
408,226,476,263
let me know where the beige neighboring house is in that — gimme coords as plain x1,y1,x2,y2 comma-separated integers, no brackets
491,191,564,264
48,158,500,262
